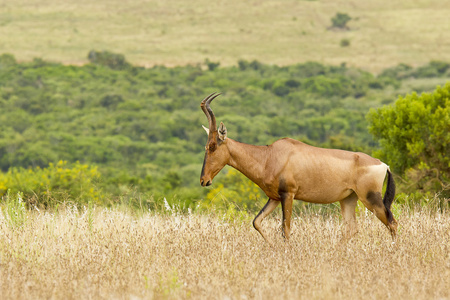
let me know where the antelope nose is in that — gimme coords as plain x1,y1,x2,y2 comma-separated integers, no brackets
200,179,212,187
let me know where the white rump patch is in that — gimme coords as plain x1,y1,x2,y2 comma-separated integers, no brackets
368,163,389,182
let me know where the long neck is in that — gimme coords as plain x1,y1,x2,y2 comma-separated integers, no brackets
225,139,268,187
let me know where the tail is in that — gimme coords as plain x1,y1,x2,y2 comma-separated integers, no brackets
382,169,396,223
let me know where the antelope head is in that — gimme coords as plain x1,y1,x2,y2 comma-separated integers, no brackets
200,93,229,187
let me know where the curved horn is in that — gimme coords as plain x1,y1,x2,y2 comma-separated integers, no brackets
200,92,221,132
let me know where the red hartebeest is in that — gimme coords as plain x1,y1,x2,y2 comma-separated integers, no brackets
199,93,397,242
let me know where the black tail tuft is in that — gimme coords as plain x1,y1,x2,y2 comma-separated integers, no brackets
383,170,396,223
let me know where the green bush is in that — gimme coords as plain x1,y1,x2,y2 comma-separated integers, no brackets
367,82,450,199
288,61,327,77
379,61,450,79
0,161,102,208
340,38,350,47
412,61,450,78
204,58,220,71
331,13,351,29
378,63,413,80
87,50,131,70
271,80,290,96
303,75,355,97
237,59,265,71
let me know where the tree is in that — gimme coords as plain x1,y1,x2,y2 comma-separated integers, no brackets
367,83,450,196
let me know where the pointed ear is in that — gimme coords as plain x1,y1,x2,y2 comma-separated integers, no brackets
218,122,227,141
202,125,209,135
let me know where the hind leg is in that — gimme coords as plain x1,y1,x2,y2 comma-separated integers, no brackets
359,190,397,238
253,199,280,244
339,192,359,240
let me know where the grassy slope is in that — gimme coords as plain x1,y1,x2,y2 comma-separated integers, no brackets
1,0,449,72
1,208,449,299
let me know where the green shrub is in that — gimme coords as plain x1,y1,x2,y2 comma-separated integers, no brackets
412,60,450,78
289,62,327,77
0,161,102,208
379,61,450,79
340,38,350,47
237,59,264,71
204,58,220,71
87,50,130,70
303,75,353,97
331,13,351,29
271,80,290,96
367,82,450,199
378,63,413,80
100,94,125,109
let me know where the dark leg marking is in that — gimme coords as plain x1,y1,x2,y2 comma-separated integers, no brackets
278,177,288,195
366,191,383,208
280,194,294,240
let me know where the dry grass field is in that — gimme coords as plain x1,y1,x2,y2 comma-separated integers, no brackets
1,0,450,72
1,206,449,299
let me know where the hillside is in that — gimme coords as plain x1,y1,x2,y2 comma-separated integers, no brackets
1,52,449,206
1,0,449,72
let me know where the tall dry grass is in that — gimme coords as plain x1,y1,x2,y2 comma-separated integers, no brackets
0,206,449,299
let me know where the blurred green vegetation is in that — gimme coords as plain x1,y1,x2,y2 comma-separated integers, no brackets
368,82,450,207
0,160,101,208
0,51,448,212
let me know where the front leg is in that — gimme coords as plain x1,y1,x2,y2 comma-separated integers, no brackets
280,193,294,240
